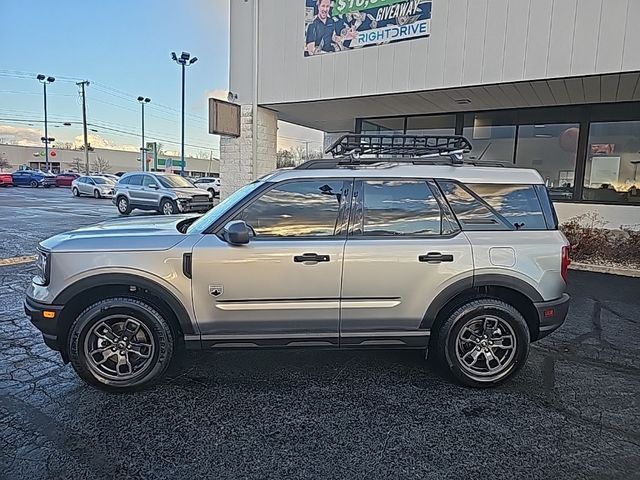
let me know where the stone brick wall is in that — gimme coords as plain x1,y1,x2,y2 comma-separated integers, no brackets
220,105,277,198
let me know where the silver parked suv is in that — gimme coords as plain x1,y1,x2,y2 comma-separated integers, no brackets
113,171,213,215
25,135,570,392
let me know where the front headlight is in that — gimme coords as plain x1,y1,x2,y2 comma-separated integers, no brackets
34,249,50,286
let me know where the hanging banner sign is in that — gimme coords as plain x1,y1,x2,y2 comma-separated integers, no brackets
304,0,432,56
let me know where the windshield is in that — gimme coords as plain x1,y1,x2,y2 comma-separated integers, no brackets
157,174,195,189
93,177,114,185
187,182,264,234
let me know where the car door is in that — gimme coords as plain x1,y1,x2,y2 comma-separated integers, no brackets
141,175,161,206
12,172,25,186
190,178,352,347
82,177,95,195
125,174,144,204
339,179,474,347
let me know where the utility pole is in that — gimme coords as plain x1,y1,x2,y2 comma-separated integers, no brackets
37,75,55,171
77,81,90,174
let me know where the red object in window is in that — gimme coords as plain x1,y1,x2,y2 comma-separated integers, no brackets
561,246,571,282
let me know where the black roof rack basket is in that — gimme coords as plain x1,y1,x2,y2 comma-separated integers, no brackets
326,133,472,159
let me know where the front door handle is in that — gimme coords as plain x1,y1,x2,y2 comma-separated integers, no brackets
418,252,454,263
293,253,330,263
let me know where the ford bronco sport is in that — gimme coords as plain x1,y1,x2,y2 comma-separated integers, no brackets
25,134,570,392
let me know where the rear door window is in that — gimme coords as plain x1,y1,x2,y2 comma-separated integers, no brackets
127,175,143,186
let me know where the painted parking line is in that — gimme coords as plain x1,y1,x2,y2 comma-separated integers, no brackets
0,255,37,267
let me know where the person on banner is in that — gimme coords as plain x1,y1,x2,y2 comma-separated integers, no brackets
305,0,354,56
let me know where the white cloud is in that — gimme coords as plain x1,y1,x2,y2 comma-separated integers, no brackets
72,134,139,152
0,124,43,145
206,89,230,101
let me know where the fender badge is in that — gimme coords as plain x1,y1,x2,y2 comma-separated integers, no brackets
209,285,223,297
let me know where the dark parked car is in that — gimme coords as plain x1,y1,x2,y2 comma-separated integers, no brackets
55,173,80,187
0,172,13,186
12,170,57,188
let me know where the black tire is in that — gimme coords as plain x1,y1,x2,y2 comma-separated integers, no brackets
433,297,530,387
160,198,177,215
116,196,131,215
67,297,175,392
72,187,80,197
94,189,101,199
30,180,38,188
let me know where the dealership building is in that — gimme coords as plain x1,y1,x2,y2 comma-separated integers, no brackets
221,0,640,228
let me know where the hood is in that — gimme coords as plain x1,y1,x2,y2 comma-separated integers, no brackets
40,214,199,253
172,187,210,197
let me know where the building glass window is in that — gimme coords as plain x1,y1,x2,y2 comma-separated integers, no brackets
515,123,580,201
462,112,516,164
405,114,456,136
360,117,404,135
362,180,441,236
582,121,640,204
238,180,345,237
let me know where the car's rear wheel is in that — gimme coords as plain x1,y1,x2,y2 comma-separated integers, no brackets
72,187,80,197
433,297,530,387
67,297,174,392
117,196,131,215
94,189,101,199
160,198,177,215
30,180,38,188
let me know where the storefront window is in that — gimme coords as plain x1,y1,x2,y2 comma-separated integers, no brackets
582,121,640,204
516,124,579,201
462,112,516,164
360,118,404,135
405,114,455,136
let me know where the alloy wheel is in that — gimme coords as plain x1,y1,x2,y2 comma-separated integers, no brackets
84,316,155,381
455,315,517,381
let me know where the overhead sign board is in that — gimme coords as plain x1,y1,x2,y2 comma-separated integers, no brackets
304,0,432,56
208,98,241,138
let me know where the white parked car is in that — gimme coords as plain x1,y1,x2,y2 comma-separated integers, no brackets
71,176,116,198
192,176,220,197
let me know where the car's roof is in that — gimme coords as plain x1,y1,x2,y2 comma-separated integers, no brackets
262,163,545,185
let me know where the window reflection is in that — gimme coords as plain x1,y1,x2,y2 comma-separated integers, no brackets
463,112,517,164
363,181,441,236
239,180,343,237
437,181,506,230
467,184,546,230
583,121,640,204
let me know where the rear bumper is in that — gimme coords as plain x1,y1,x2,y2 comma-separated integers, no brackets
24,296,63,351
534,293,570,340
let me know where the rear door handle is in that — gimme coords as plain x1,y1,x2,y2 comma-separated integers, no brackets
294,253,330,263
418,252,454,263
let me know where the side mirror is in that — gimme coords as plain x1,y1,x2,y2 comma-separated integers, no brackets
223,220,250,245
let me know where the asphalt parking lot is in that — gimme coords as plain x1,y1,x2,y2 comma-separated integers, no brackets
1,186,639,479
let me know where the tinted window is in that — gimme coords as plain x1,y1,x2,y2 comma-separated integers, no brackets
143,176,158,187
118,176,130,185
157,174,194,188
127,175,143,186
466,184,546,230
437,181,508,231
362,180,441,236
238,180,345,237
93,177,112,185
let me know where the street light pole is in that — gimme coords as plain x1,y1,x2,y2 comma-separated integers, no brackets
171,51,198,176
137,97,151,171
37,74,55,171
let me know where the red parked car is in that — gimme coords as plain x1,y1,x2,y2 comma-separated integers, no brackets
0,172,13,186
55,172,80,187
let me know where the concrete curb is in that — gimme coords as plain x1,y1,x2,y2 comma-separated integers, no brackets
570,262,640,278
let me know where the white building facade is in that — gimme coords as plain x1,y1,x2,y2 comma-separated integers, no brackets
224,0,640,227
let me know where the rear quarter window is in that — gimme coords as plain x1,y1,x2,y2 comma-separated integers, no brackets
466,184,547,230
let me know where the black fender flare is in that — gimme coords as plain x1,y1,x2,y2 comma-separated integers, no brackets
54,273,196,334
421,274,542,329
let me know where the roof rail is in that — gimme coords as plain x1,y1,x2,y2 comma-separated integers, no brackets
325,133,472,159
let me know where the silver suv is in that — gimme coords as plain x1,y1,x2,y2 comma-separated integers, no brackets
25,135,570,392
113,172,213,215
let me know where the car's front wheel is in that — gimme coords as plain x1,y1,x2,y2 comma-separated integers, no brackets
160,198,177,215
433,297,530,387
94,189,101,199
116,196,131,215
30,180,38,188
67,297,175,392
72,187,80,197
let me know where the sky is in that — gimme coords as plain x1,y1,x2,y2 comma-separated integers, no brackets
0,0,323,158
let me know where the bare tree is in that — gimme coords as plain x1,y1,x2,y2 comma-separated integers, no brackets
0,157,10,169
92,156,111,173
276,149,296,168
195,150,211,159
55,141,75,150
69,157,84,172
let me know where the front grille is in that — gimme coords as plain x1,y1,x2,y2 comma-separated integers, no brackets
192,195,210,203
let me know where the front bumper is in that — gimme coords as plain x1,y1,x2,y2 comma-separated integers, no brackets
177,199,213,212
24,296,63,351
534,293,570,340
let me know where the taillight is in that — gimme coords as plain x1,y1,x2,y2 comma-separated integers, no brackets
561,245,571,282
